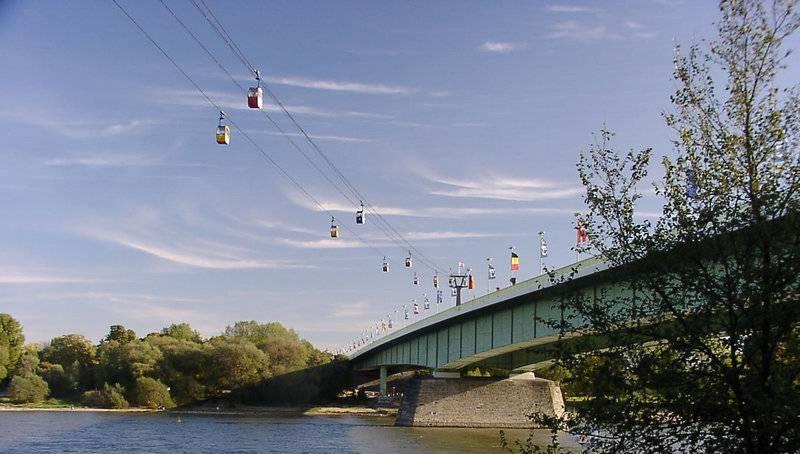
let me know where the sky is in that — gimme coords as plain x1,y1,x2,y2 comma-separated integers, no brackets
1,0,794,350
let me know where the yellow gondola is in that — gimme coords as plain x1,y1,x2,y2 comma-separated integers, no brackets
216,111,230,145
330,216,339,238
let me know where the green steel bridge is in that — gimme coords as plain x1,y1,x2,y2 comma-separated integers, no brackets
350,256,623,380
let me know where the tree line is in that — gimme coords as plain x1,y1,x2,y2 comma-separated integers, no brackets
0,314,340,409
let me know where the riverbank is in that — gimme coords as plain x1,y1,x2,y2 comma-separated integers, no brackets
0,406,157,413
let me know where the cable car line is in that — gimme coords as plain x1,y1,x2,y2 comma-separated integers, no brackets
111,0,389,262
187,0,446,275
158,0,442,275
170,0,444,275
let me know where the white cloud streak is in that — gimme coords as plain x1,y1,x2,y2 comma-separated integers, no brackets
479,41,523,53
0,272,92,285
264,76,414,95
416,170,583,202
546,5,599,13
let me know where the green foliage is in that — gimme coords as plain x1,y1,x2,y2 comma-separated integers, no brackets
103,325,137,345
160,323,201,343
132,377,174,409
224,321,309,375
233,358,352,405
41,334,96,390
551,1,800,452
38,362,76,397
95,339,162,390
81,383,129,409
0,313,24,382
8,373,49,403
206,338,270,393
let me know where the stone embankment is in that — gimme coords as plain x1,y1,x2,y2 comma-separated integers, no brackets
396,373,564,428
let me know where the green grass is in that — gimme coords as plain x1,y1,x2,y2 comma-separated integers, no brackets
0,396,84,408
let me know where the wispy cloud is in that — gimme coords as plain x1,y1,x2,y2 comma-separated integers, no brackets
79,227,305,270
275,238,368,249
264,76,414,95
416,170,583,202
5,110,152,140
287,192,580,219
334,301,369,318
0,271,92,285
479,41,523,53
44,152,159,168
255,131,373,144
402,231,499,241
546,20,622,41
546,5,600,13
158,89,391,119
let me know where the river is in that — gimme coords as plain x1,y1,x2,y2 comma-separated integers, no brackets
0,411,580,453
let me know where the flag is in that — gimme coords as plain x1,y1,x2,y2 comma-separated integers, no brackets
488,264,496,280
686,169,698,198
468,273,475,289
540,237,549,258
511,252,520,271
577,222,589,244
413,303,420,315
436,290,443,305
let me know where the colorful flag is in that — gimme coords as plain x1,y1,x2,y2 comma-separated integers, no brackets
468,273,475,289
488,264,496,280
413,303,420,315
577,223,589,244
511,252,520,271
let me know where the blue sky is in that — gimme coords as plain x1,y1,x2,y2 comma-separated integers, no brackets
2,1,788,349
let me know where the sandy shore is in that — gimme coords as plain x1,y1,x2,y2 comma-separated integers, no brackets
0,404,396,417
0,406,157,413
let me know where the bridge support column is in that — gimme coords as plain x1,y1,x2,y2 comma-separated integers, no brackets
379,365,387,396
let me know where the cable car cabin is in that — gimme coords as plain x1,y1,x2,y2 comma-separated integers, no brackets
413,273,419,285
405,256,412,268
382,262,388,272
356,209,365,224
216,125,230,145
247,86,263,109
330,224,339,238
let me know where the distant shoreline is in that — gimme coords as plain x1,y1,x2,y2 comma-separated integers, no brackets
0,405,396,417
0,406,157,413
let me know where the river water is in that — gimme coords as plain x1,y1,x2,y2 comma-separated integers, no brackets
0,411,580,453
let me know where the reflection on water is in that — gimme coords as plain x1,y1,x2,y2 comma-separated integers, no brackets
0,411,580,453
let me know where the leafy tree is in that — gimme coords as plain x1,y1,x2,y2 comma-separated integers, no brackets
0,313,24,382
132,377,174,409
39,362,76,397
41,334,96,390
546,1,800,452
95,339,162,390
13,344,41,377
8,373,49,403
103,325,137,345
224,321,313,375
146,335,208,405
81,383,129,409
160,323,201,343
206,338,270,393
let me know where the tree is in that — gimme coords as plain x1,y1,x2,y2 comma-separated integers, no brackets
81,383,129,409
8,373,49,403
206,338,270,393
146,335,208,405
95,339,162,391
103,325,137,345
551,1,800,452
132,377,174,409
160,323,201,343
41,334,96,390
0,313,24,382
224,321,311,375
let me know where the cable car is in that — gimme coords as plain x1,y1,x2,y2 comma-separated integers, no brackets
433,273,439,288
356,201,365,224
424,296,430,310
382,257,388,273
330,217,339,238
248,70,263,109
216,111,230,145
405,252,412,268
413,272,419,285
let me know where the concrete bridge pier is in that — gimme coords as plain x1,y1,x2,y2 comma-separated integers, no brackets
379,365,387,396
395,372,564,428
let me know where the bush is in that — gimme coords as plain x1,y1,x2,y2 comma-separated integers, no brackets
8,374,49,403
39,362,77,397
132,377,174,409
81,383,129,409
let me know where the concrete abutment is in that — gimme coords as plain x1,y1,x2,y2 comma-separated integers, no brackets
395,372,565,428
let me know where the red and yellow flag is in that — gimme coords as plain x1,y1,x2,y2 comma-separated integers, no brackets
511,252,520,271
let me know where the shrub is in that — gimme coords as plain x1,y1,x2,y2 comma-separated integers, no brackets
81,383,129,409
8,374,49,403
132,377,174,409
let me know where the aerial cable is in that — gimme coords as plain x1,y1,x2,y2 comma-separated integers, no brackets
111,0,388,261
159,0,435,272
190,0,446,274
181,0,444,275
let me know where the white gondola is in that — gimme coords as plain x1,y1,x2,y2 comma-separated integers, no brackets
330,216,339,238
433,273,439,288
216,111,230,145
413,272,419,285
356,201,365,224
405,252,412,268
382,257,388,273
248,70,263,109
